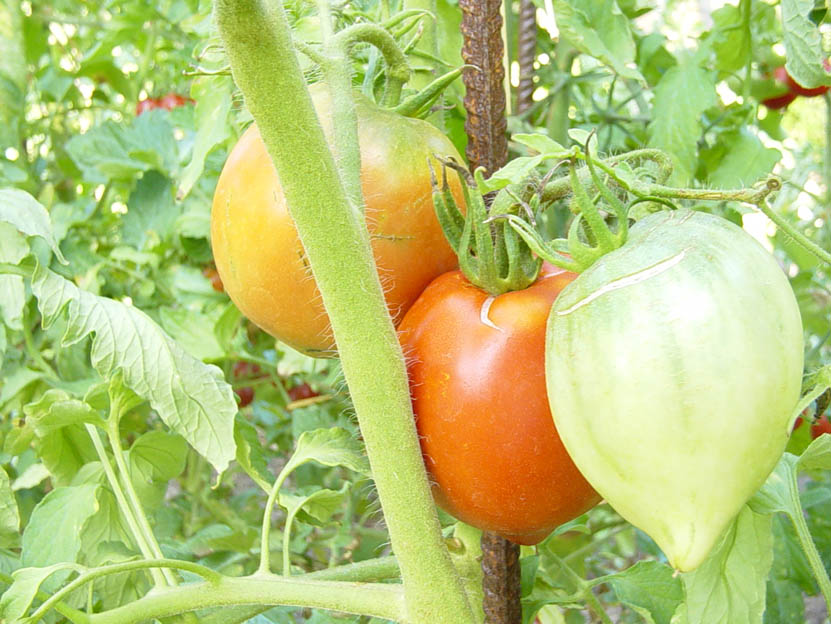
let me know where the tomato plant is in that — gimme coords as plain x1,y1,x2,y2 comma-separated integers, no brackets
545,209,804,571
211,83,464,355
398,265,600,544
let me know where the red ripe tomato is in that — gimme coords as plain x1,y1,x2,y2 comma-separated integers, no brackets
232,361,262,407
398,266,600,545
235,386,254,407
211,84,464,355
135,98,159,116
785,59,831,97
159,93,194,110
811,412,831,439
287,382,318,402
761,67,798,110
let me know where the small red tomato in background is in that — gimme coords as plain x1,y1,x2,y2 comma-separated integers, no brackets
232,361,262,408
159,93,194,110
761,67,798,110
202,266,225,293
785,59,831,97
135,98,159,116
398,265,600,545
793,410,831,440
287,382,318,402
812,412,831,438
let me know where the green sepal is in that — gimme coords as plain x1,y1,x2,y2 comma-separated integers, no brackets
393,66,465,119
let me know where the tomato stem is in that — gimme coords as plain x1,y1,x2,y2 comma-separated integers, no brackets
787,467,831,613
214,1,474,621
334,23,412,107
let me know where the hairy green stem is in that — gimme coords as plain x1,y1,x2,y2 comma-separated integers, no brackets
548,553,613,624
315,1,364,210
788,464,831,612
0,571,90,624
87,575,404,624
84,424,166,588
105,417,178,587
334,23,412,106
741,0,752,102
258,463,291,574
199,557,401,624
26,560,222,624
825,91,831,227
757,200,831,266
214,1,473,621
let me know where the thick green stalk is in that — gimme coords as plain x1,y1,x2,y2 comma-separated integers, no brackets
214,1,473,622
87,575,404,624
315,1,363,210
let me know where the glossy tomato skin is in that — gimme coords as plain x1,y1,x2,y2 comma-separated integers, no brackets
211,84,464,355
547,209,803,571
398,265,601,545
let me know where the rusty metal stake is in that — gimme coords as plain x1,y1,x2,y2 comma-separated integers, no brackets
458,1,521,622
516,0,537,114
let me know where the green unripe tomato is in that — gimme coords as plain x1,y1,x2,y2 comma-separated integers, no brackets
546,209,803,571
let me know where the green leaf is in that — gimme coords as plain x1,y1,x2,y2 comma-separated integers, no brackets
234,415,273,493
678,506,773,624
797,434,831,471
159,305,226,362
553,0,644,81
0,274,24,331
764,515,810,624
707,129,781,189
647,58,717,185
127,431,187,509
513,134,568,156
20,484,99,593
65,112,177,183
121,171,180,249
607,561,682,624
707,4,751,74
23,389,103,437
0,368,43,410
0,466,20,548
0,562,84,621
282,427,370,479
280,485,348,527
479,156,544,193
37,424,98,486
0,189,67,262
781,0,831,89
31,266,237,474
749,454,798,516
11,463,50,491
178,74,234,199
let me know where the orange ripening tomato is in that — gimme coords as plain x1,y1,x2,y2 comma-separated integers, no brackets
211,84,465,356
398,265,601,545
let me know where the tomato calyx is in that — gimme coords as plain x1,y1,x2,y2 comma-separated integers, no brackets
432,158,541,295
494,139,631,275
